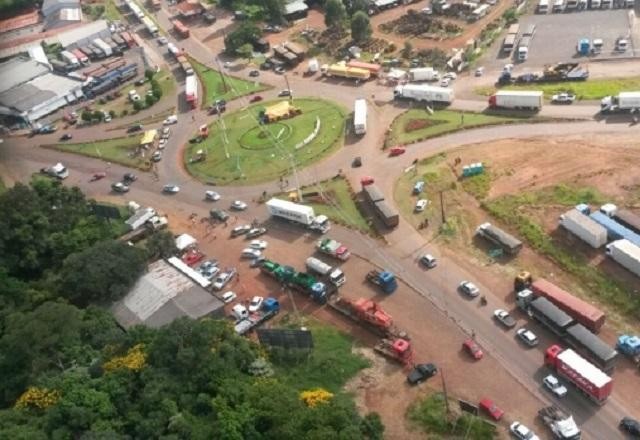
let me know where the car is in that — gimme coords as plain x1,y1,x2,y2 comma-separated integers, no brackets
103,113,112,123
158,139,167,149
415,199,428,212
352,156,362,167
249,95,263,103
231,224,252,237
250,256,266,268
163,115,178,125
421,6,432,14
551,93,576,104
413,180,425,194
211,209,230,221
246,227,267,238
516,328,539,347
493,309,517,328
90,172,106,182
260,61,273,70
440,78,451,87
205,190,221,201
224,61,231,68
443,72,457,80
475,67,484,77
479,398,504,421
509,422,540,440
462,339,483,360
60,133,72,141
111,182,129,193
209,105,226,115
278,89,292,97
620,417,640,437
249,296,264,312
459,281,480,298
162,126,170,135
231,200,248,210
420,254,437,268
127,124,143,133
222,291,237,304
250,239,268,250
213,269,236,290
241,248,262,259
543,375,568,398
151,151,162,162
123,173,137,183
215,99,227,107
389,146,406,156
360,176,375,186
274,66,286,74
162,184,180,193
199,259,219,271
406,363,438,385
249,70,260,77
157,36,168,45
198,261,220,280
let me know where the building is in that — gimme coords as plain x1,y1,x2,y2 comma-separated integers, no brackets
42,0,82,30
111,259,225,329
175,0,204,18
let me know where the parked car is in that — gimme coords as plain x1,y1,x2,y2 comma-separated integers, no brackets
493,309,516,328
415,199,428,212
246,227,267,238
406,363,438,385
231,200,248,210
250,256,266,268
222,291,237,304
389,146,406,157
249,296,264,312
211,209,230,221
127,123,143,133
231,224,252,237
111,182,129,193
250,240,268,250
479,398,504,421
249,95,263,103
60,133,72,141
249,70,260,77
462,339,483,360
274,66,286,74
157,36,168,45
241,248,262,259
352,156,362,167
163,115,178,125
459,281,480,298
516,328,539,347
123,173,137,183
198,263,220,280
213,269,236,290
205,190,221,201
151,151,162,162
420,254,437,268
360,176,375,186
551,93,576,104
619,417,640,437
278,89,292,97
510,422,540,440
440,78,451,87
162,184,180,193
543,375,568,398
443,72,457,80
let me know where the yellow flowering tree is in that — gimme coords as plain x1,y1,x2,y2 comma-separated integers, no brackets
103,344,147,372
15,387,60,410
299,388,334,407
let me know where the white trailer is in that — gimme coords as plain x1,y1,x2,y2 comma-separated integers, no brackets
93,38,112,57
60,50,79,67
142,16,158,36
600,92,640,113
125,207,157,231
538,0,550,12
306,257,346,286
606,239,640,277
266,198,330,233
408,67,439,82
559,209,607,248
488,91,543,110
393,84,454,104
353,98,367,135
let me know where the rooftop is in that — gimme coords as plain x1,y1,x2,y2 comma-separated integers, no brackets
0,9,40,34
0,57,49,94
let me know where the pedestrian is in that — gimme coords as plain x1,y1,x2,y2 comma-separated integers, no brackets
471,330,476,339
460,113,465,126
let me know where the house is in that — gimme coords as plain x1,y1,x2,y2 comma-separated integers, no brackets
42,0,82,30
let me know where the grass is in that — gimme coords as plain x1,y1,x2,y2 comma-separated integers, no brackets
186,98,346,185
190,58,269,108
100,70,175,118
475,76,640,100
460,171,492,200
386,109,523,147
103,0,121,20
407,393,497,439
46,136,151,170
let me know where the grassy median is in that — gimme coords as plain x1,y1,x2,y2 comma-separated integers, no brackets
46,136,151,170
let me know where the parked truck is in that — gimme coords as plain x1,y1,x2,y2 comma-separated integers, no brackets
321,64,370,80
408,67,440,82
559,208,607,248
600,92,640,113
305,257,346,287
353,98,367,135
502,23,519,54
590,211,640,246
172,19,190,38
517,293,574,336
260,260,332,304
327,296,408,339
606,239,640,277
544,345,613,404
119,214,168,243
374,338,414,365
476,222,523,255
538,406,581,440
125,207,157,231
266,198,330,233
346,60,382,77
316,238,350,261
600,203,640,234
393,84,454,105
234,297,280,335
517,36,531,61
488,91,543,110
366,269,398,294
616,334,640,365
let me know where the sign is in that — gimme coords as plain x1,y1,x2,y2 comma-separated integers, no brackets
257,328,313,349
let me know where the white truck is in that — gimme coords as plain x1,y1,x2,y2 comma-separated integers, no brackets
606,239,640,277
306,256,346,287
125,207,157,231
40,162,69,179
266,198,330,233
488,91,543,110
408,67,439,82
559,208,607,248
60,50,79,68
600,92,640,114
93,38,112,57
393,84,454,105
353,98,367,135
517,36,532,61
538,0,549,12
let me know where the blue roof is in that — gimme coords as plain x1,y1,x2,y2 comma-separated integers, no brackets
590,211,640,246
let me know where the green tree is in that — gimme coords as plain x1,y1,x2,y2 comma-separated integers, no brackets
502,7,517,24
361,412,385,439
133,100,144,111
237,43,254,61
350,11,371,42
347,0,368,15
401,41,413,58
263,0,285,23
145,94,156,106
92,110,104,121
145,69,155,81
145,230,177,260
224,23,262,55
81,110,92,122
324,0,346,29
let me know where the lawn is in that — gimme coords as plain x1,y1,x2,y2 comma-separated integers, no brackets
186,98,346,185
475,76,640,101
190,58,269,108
386,109,523,147
47,135,151,170
100,70,175,118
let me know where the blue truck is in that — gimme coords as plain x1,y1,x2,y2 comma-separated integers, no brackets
366,269,398,294
234,297,280,335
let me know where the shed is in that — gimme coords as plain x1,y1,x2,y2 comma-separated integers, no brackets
175,233,197,250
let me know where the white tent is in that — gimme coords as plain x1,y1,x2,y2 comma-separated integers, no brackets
175,233,197,251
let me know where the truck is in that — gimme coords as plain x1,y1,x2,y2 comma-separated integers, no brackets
590,211,640,246
234,297,280,335
408,67,440,82
553,0,565,11
366,269,398,294
517,292,575,336
60,50,79,68
565,0,578,8
125,207,157,231
305,257,346,287
616,334,640,365
373,200,400,228
600,92,640,113
40,162,68,179
266,198,330,233
327,296,408,339
142,16,158,36
538,406,581,440
559,208,607,248
93,38,112,57
606,239,640,277
374,338,414,365
393,84,454,105
316,238,350,261
172,19,190,38
260,260,332,304
502,34,517,54
544,345,612,404
488,91,543,110
321,64,370,80
185,74,198,110
71,48,89,65
600,204,640,234
538,0,550,12
517,36,531,61
577,38,590,55
353,98,367,135
475,222,523,255
346,60,382,77
120,214,168,243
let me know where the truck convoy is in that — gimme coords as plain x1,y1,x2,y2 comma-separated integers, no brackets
606,239,640,277
475,222,523,255
408,67,440,82
393,84,454,105
353,98,367,135
488,91,543,110
366,269,398,294
260,259,334,304
316,238,350,261
559,207,607,248
321,64,370,80
305,257,346,287
266,198,330,233
538,406,581,440
600,91,640,113
234,297,280,335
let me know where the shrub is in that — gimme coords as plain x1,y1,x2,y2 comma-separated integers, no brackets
133,101,144,111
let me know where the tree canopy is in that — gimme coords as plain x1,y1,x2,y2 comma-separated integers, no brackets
224,23,262,55
325,0,347,28
351,11,372,42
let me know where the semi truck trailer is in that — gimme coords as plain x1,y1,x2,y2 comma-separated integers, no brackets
559,208,607,248
600,91,640,113
408,67,440,82
475,222,523,255
316,238,350,261
321,64,370,80
393,84,454,104
606,239,640,277
600,203,640,234
305,257,346,287
266,198,330,233
488,91,543,110
353,98,367,135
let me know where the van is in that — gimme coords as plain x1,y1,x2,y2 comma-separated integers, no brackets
232,304,248,320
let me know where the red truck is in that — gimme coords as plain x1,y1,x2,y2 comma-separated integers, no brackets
544,345,612,404
172,19,190,38
530,278,605,333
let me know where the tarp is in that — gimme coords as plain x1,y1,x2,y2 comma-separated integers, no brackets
140,129,157,145
265,101,297,120
175,233,197,251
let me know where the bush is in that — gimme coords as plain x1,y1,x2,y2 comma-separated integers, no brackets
145,94,157,106
133,101,144,111
152,89,162,100
145,69,156,81
109,110,116,118
92,110,104,121
81,110,93,122
121,109,129,117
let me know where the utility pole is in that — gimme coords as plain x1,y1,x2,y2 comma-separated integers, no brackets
439,190,446,224
440,367,450,415
283,74,293,101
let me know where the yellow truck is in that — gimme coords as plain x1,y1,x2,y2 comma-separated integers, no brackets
321,64,370,80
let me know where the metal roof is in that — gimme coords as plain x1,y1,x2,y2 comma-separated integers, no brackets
558,348,611,388
0,57,49,94
42,0,79,17
566,324,617,364
285,0,308,14
49,19,108,48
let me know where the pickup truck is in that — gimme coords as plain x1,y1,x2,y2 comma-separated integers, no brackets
551,93,576,104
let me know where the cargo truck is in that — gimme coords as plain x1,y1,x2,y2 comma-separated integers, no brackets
538,406,581,440
327,296,408,339
600,203,640,234
366,269,398,294
259,260,332,304
266,198,330,233
60,50,79,68
353,98,367,135
517,293,574,336
544,345,612,404
393,84,454,105
488,91,543,110
606,239,640,277
306,257,346,287
234,297,280,335
316,238,350,260
321,64,370,80
538,0,550,12
616,335,640,365
172,19,190,38
517,36,531,61
476,222,523,255
600,91,640,113
558,208,607,248
71,48,89,65
502,34,517,54
408,67,440,82
589,211,640,246
125,207,157,231
185,74,198,110
346,60,382,77
93,38,112,57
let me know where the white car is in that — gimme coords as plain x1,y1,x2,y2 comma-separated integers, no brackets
205,190,221,201
152,151,162,162
162,184,180,193
213,270,235,290
249,296,264,312
543,375,568,398
442,72,457,80
231,200,248,210
459,281,480,297
162,126,170,135
163,115,178,125
415,199,428,212
440,78,450,87
158,138,167,148
241,248,262,259
475,67,484,77
250,240,268,250
157,36,168,45
420,254,437,268
516,328,539,347
509,422,540,440
221,291,237,303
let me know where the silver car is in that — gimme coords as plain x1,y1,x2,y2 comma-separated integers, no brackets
543,374,568,398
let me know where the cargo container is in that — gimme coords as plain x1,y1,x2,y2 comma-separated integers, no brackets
266,198,330,233
613,210,640,235
606,239,640,277
50,59,71,73
374,200,399,228
93,38,112,57
589,211,640,247
173,19,190,38
517,293,574,336
60,50,79,67
185,74,198,109
559,208,607,248
408,67,440,82
346,60,382,77
531,278,605,333
502,34,517,54
111,33,127,51
321,64,370,80
488,91,543,110
393,84,454,104
363,184,385,204
71,48,89,65
103,37,121,54
544,345,612,404
142,16,158,36
353,98,367,135
565,324,617,372
475,222,523,255
600,91,640,113
120,31,136,48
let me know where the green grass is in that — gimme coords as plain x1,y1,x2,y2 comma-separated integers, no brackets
0,177,6,193
103,0,121,20
186,98,346,185
190,58,269,108
274,323,370,393
101,70,175,118
460,171,492,200
47,136,151,170
475,76,640,100
386,110,523,147
407,393,497,439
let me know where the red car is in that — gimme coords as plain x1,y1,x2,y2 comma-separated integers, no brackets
389,146,406,157
182,249,204,267
249,95,263,103
90,172,106,182
360,176,375,186
462,339,483,360
479,397,504,421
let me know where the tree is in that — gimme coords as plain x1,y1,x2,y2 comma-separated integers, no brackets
145,94,156,106
401,41,413,59
145,69,156,81
350,11,371,42
81,110,93,122
224,23,262,55
133,100,144,111
324,0,346,29
361,412,385,439
92,110,104,121
263,0,285,23
237,43,254,61
502,7,517,24
347,0,368,15
145,231,177,260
